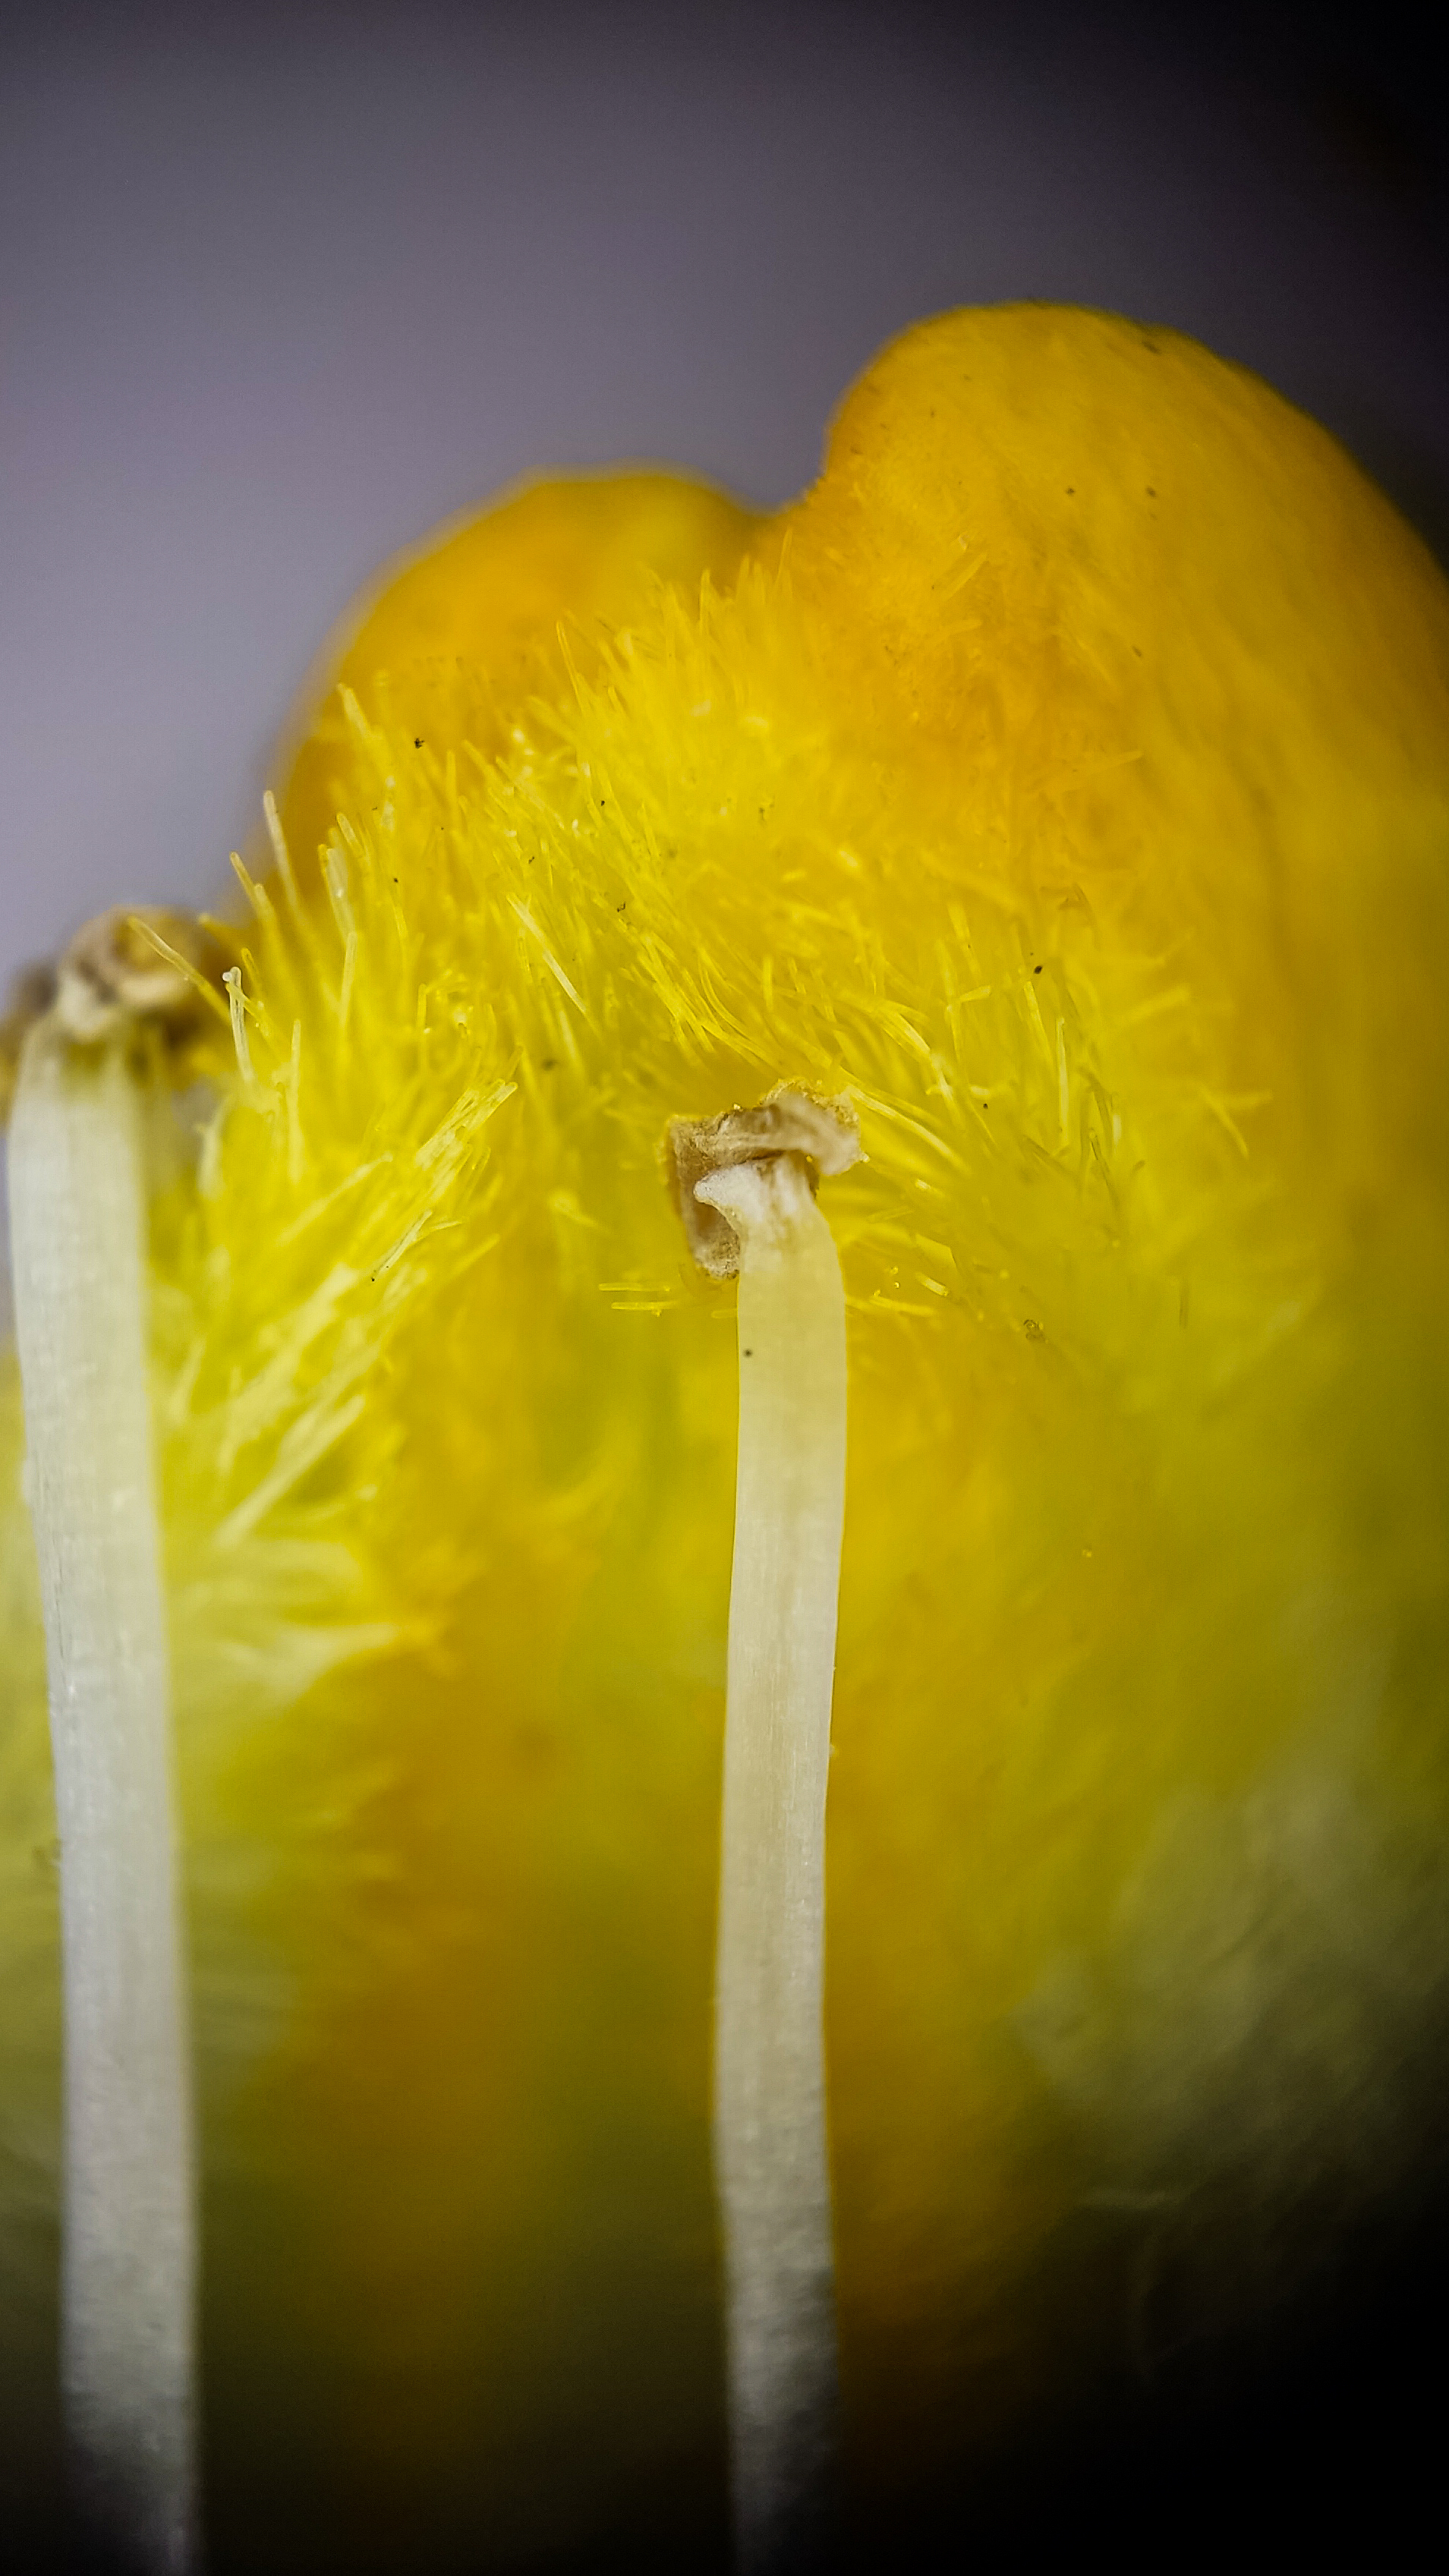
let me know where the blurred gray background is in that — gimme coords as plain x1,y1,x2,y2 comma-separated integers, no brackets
2,0,1446,995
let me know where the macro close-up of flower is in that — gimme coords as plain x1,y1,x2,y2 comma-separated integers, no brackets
2,8,1448,2573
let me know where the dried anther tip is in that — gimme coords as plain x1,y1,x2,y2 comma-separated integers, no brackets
1,911,229,1120
666,1090,861,1277
55,908,228,1047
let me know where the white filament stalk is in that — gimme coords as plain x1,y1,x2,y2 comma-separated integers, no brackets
7,1026,200,2574
695,1151,846,2572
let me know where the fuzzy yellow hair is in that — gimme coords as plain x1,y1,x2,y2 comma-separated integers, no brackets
3,305,1449,2559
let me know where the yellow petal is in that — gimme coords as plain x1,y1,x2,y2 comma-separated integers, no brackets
4,306,1447,2559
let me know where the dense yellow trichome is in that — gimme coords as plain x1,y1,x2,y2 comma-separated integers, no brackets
3,305,1449,2562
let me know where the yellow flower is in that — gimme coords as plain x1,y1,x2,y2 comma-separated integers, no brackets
3,303,1448,2559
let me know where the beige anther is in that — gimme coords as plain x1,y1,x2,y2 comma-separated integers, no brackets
666,1088,861,1278
54,908,227,1047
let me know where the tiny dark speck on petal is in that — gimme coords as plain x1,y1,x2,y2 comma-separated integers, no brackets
742,1348,753,1357
1024,1318,1046,1342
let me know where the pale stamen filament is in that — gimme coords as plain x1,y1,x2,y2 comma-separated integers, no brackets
7,916,205,2574
670,1091,858,2572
